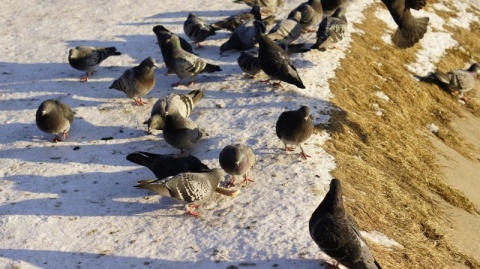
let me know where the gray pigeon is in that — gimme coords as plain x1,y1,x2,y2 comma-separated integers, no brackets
183,13,216,47
309,178,383,269
311,7,348,51
266,11,302,46
256,33,306,89
275,106,314,159
162,34,222,87
210,5,275,32
381,0,429,49
134,168,225,216
220,19,266,54
153,25,194,75
321,0,348,15
233,0,284,13
237,51,262,78
35,99,74,142
288,0,323,32
109,57,157,105
126,151,210,179
163,112,203,153
68,46,121,82
145,89,205,133
219,144,256,187
429,63,479,103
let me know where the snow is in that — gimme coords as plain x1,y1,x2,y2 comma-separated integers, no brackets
2,0,476,268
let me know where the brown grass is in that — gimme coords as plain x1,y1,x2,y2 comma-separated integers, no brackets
320,2,480,268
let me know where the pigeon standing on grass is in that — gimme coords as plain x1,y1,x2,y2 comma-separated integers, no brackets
145,89,205,133
275,106,314,159
134,168,225,216
380,0,429,49
219,144,256,187
429,63,479,103
36,99,74,142
68,46,121,82
311,7,348,51
237,51,262,78
220,20,266,54
266,11,302,46
288,0,323,32
126,151,210,179
256,33,306,89
163,34,222,87
163,112,203,153
309,178,383,269
109,57,157,106
183,13,216,47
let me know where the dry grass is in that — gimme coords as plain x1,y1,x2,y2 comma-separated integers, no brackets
319,3,480,268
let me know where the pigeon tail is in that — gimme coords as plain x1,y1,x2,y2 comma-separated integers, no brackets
392,17,429,49
134,180,171,197
431,71,450,85
202,63,222,73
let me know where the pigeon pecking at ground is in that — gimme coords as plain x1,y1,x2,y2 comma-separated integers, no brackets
380,0,429,49
311,7,348,51
256,33,306,89
68,46,121,82
275,105,314,159
220,19,266,54
211,5,261,32
162,34,222,87
237,51,262,78
145,89,205,133
429,63,479,103
266,11,302,46
134,168,226,216
109,57,157,106
183,13,216,48
309,178,383,269
287,0,323,32
35,99,74,142
163,112,204,154
126,151,210,179
219,144,256,188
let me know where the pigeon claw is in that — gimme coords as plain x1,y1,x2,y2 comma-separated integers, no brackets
300,152,311,160
242,175,254,185
285,145,295,152
134,99,147,106
185,204,201,217
226,177,236,188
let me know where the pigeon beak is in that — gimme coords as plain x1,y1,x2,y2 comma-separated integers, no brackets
41,110,47,116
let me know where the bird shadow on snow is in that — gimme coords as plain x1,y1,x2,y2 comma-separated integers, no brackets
0,249,326,269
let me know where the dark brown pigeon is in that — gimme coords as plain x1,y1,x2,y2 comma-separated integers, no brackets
275,106,313,159
309,178,382,269
35,99,74,142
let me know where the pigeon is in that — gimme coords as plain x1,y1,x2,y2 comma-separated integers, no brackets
220,19,266,54
145,89,205,133
163,112,203,153
211,5,260,32
233,0,284,13
321,0,348,15
219,144,256,188
68,46,121,82
162,34,222,87
109,57,157,105
309,178,383,269
256,33,306,89
183,13,216,47
266,11,302,46
153,25,194,55
134,168,225,216
275,106,314,159
381,0,429,49
35,99,74,142
288,0,323,32
429,63,479,103
237,51,262,78
126,151,210,179
311,7,348,51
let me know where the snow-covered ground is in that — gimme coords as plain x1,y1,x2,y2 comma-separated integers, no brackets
1,0,478,268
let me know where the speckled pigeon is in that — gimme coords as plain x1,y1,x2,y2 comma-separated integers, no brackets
256,33,305,89
219,144,256,187
275,105,313,159
288,0,323,32
309,178,383,269
162,34,221,87
429,63,479,103
381,0,429,49
266,11,302,46
311,7,348,51
145,89,205,133
220,19,266,54
134,168,225,216
35,99,74,142
109,57,157,105
163,112,203,153
183,13,216,47
68,46,121,82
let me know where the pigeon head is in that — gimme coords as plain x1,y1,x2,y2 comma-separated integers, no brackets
250,5,262,20
140,57,158,69
147,114,164,132
468,63,479,73
290,11,302,22
188,13,196,19
209,168,226,187
299,106,311,120
253,20,267,34
38,100,56,116
153,25,171,35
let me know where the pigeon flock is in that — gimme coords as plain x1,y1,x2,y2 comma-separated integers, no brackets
29,0,479,267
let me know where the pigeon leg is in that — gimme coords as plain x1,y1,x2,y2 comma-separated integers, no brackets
226,176,237,188
284,143,295,152
61,130,69,140
52,135,61,143
187,80,195,87
299,145,311,159
303,28,317,33
242,174,254,185
134,99,147,106
272,82,283,88
80,71,94,82
185,204,200,217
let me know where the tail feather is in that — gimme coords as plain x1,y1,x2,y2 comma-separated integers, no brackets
188,89,205,105
392,17,429,49
203,63,222,73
